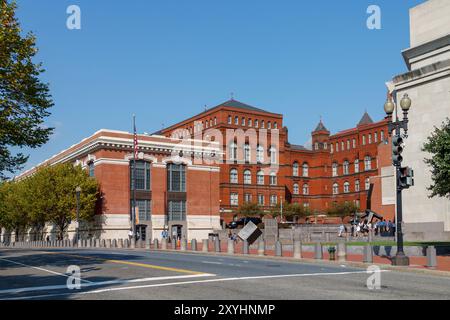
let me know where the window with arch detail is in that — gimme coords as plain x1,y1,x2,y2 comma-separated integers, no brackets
364,156,372,171
332,183,339,195
243,169,251,185
332,162,338,177
230,168,238,184
269,172,277,185
344,181,350,193
343,161,349,175
293,162,299,176
293,183,299,195
302,163,309,177
256,145,264,163
257,170,264,185
303,184,309,195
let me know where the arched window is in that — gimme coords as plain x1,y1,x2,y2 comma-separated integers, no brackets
229,142,237,161
343,161,349,175
234,116,239,125
352,138,356,148
244,169,251,185
362,135,366,145
230,168,238,184
257,170,264,185
214,117,217,125
228,116,232,124
355,180,360,192
341,141,344,151
293,162,299,176
302,163,309,177
293,183,299,195
374,132,378,143
261,120,265,128
255,119,259,128
256,145,264,163
269,146,277,164
269,172,277,185
248,119,252,127
330,144,334,153
335,143,339,152
344,181,350,193
347,140,350,150
303,184,309,195
332,162,338,177
244,144,251,163
268,121,271,129
88,161,95,177
365,178,371,190
274,122,278,129
332,183,339,195
368,133,372,144
364,156,372,171
242,117,246,126
354,159,360,173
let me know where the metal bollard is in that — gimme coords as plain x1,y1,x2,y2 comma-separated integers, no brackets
337,242,347,262
153,239,159,249
243,240,249,255
257,239,265,256
363,244,373,263
214,237,221,253
314,243,323,259
161,238,167,250
227,239,235,254
202,239,209,252
146,238,151,250
118,239,123,248
191,239,197,251
112,239,117,248
106,239,112,248
426,246,437,268
171,239,177,250
124,239,129,248
180,239,187,251
130,239,136,249
293,240,302,259
275,241,282,257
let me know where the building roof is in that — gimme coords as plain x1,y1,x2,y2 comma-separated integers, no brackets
313,120,329,132
210,99,271,113
290,144,308,151
358,112,374,126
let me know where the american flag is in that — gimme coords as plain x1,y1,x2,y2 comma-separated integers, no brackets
133,115,138,159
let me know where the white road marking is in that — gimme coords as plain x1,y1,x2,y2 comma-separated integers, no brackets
3,270,391,300
0,257,92,283
201,261,223,265
0,273,214,295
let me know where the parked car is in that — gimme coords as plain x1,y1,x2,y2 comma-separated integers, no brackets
227,217,262,229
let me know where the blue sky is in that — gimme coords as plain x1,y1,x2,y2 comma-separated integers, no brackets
13,0,425,175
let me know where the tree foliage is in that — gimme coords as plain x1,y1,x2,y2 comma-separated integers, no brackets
423,118,450,199
0,0,53,180
326,202,358,221
271,202,310,222
0,163,99,239
237,202,263,217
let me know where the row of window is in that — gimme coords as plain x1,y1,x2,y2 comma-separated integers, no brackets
130,161,186,192
227,116,278,130
230,169,277,185
330,131,385,153
332,157,372,177
332,178,371,195
292,162,308,177
130,199,186,221
230,193,278,206
229,143,277,163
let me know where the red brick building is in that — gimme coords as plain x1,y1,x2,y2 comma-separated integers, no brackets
158,99,391,222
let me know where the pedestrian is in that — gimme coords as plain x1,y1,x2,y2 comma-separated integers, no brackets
338,224,345,237
128,228,133,241
46,235,50,242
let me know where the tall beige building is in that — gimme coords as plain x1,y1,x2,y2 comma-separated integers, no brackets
391,0,450,240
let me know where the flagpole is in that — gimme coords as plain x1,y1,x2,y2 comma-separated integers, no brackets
132,114,137,240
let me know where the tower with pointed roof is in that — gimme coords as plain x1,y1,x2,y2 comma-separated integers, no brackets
311,119,330,151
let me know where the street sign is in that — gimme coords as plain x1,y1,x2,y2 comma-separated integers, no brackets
238,221,262,245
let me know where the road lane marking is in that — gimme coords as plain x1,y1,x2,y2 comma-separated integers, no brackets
201,261,223,265
0,257,92,283
0,273,214,296
3,270,391,300
46,251,205,275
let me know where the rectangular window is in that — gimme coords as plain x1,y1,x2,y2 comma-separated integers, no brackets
230,193,239,206
228,116,232,124
270,195,277,206
257,194,264,206
89,162,95,177
167,164,186,192
168,200,186,221
131,199,151,221
244,193,252,203
131,161,151,191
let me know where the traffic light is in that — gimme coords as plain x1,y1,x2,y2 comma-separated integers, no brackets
399,166,414,189
392,136,404,165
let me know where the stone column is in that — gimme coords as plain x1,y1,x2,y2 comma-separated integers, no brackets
214,237,221,253
363,244,373,263
275,241,282,257
227,240,235,254
180,239,187,251
202,239,209,252
257,239,265,256
190,239,197,251
337,242,347,262
293,240,302,259
426,246,437,268
153,239,159,250
314,243,323,259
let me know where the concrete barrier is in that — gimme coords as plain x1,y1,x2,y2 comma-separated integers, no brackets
181,239,187,251
106,239,111,248
161,238,167,250
112,239,117,248
202,239,209,252
191,239,197,251
275,241,282,257
146,239,151,250
227,240,235,254
243,240,249,255
293,240,302,259
314,243,323,259
337,242,347,262
124,239,129,248
363,245,373,263
426,246,437,268
118,239,123,248
214,238,221,253
153,239,159,249
258,239,265,256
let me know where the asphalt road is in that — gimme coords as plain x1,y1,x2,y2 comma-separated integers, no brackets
0,247,449,300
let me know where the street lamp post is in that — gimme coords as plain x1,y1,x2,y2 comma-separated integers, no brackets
384,92,413,266
75,186,82,242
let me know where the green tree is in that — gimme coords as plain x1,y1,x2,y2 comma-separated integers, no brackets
326,202,358,222
0,0,53,180
0,180,30,240
237,202,263,218
35,164,99,239
271,202,310,222
423,118,450,199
